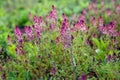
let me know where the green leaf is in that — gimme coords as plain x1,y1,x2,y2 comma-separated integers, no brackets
92,38,100,48
9,71,16,79
26,70,30,80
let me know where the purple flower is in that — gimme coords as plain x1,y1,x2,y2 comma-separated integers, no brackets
56,36,60,45
14,26,23,42
78,74,87,80
91,16,97,27
106,8,111,16
51,68,56,75
33,15,39,23
78,14,85,22
60,14,71,48
46,5,57,30
49,5,57,20
39,16,43,23
98,16,103,27
107,54,112,62
38,54,41,59
60,13,69,36
101,24,108,35
33,23,42,38
39,16,45,28
62,13,68,20
15,46,21,55
86,38,90,45
25,26,33,41
108,22,115,32
49,22,56,30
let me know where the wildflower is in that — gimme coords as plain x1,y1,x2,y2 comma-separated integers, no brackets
98,16,103,27
79,74,87,80
25,26,33,41
38,54,41,60
78,14,85,22
62,13,68,20
48,5,57,30
62,28,71,49
51,68,56,75
33,23,42,38
49,22,56,30
113,37,117,43
60,13,69,36
14,26,23,42
108,22,115,32
60,14,71,48
86,38,90,45
91,16,97,27
79,20,89,32
113,30,119,37
56,36,60,44
107,54,112,62
15,45,21,55
39,16,43,23
106,8,111,16
49,5,57,20
101,24,108,35
39,16,45,30
33,15,39,23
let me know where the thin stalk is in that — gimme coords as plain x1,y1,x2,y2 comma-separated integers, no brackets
68,28,77,80
70,47,77,80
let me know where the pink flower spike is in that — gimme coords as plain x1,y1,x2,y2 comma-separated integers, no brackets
91,16,97,27
51,68,56,75
25,26,33,41
14,26,23,42
98,16,103,27
15,26,22,36
39,16,43,23
62,13,68,20
56,36,60,44
33,15,39,23
49,5,57,20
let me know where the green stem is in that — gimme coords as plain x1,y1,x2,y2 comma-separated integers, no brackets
70,46,77,80
69,28,77,80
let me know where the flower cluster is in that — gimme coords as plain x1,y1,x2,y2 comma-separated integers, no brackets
60,13,71,49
